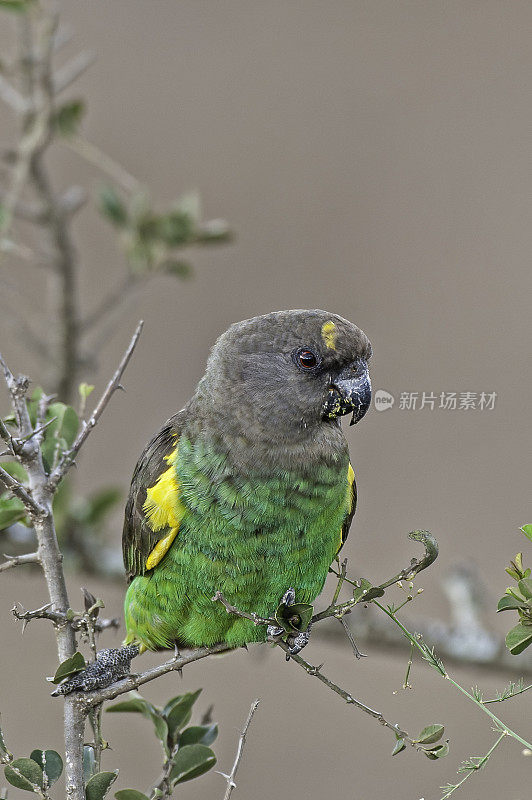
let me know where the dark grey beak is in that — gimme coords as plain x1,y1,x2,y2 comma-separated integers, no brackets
322,360,372,425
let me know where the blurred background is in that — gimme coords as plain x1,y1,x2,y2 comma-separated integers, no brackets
1,2,532,798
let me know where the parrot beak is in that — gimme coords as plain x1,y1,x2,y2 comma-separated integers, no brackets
322,360,372,425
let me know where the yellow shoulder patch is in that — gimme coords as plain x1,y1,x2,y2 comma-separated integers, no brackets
143,446,185,570
321,320,337,350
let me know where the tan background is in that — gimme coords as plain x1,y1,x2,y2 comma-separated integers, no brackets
1,2,532,799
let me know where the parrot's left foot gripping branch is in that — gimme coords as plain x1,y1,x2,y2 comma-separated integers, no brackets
51,644,140,696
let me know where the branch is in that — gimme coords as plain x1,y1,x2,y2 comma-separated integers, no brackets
0,552,40,573
53,50,96,94
48,320,144,489
79,643,234,709
220,699,260,800
0,464,44,515
11,602,120,635
64,135,142,194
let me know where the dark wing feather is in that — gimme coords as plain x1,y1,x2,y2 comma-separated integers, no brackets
122,412,183,582
337,463,357,556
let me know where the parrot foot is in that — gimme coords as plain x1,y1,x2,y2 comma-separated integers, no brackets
51,644,140,696
267,587,313,660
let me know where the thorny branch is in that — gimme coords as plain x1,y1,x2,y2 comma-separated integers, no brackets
220,699,260,800
47,320,144,490
11,601,120,637
0,323,143,800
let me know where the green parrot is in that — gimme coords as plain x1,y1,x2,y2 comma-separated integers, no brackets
52,309,371,695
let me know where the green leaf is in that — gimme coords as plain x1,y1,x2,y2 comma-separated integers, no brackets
99,185,129,228
79,383,95,401
85,771,118,800
2,462,28,482
497,595,525,612
107,692,167,751
52,651,86,684
29,750,63,786
506,622,532,655
423,741,449,759
179,724,218,748
391,737,406,756
0,495,27,530
5,758,43,791
165,690,202,742
518,578,532,600
414,724,444,745
169,744,216,785
41,403,79,472
0,714,12,764
106,692,156,716
155,211,193,246
52,100,85,136
114,792,149,800
83,746,96,783
521,524,532,542
0,0,33,13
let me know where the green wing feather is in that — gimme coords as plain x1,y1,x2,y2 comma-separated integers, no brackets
122,413,183,582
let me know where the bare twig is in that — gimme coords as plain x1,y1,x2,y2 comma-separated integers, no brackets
48,320,144,489
0,75,27,113
220,698,260,800
64,134,142,194
53,50,96,93
212,591,275,627
0,552,40,573
12,601,119,635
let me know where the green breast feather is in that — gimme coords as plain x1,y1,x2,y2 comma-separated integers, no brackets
123,433,355,652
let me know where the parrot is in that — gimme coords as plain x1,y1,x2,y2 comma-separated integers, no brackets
52,309,371,695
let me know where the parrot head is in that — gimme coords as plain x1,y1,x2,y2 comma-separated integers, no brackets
196,309,372,442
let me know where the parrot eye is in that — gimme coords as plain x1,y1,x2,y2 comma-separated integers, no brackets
295,349,319,370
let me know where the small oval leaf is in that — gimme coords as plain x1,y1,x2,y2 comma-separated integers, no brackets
5,758,43,791
415,724,445,745
165,690,202,742
114,791,149,800
391,738,406,756
521,524,532,542
30,750,63,786
85,770,118,800
497,595,525,612
179,724,218,748
423,741,449,760
52,652,86,684
169,744,216,785
506,623,532,655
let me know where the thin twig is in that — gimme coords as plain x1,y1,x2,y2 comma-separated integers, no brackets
0,552,40,573
221,699,260,800
64,135,142,194
212,591,275,627
48,320,144,489
0,464,44,515
53,50,96,93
